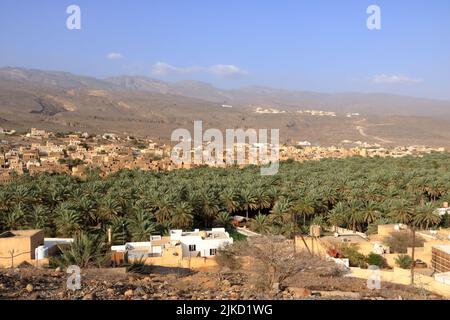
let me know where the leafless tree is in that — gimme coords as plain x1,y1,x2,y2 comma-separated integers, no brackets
237,236,339,296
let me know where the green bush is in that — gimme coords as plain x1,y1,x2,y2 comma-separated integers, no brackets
366,253,386,268
55,233,110,268
440,213,450,228
395,254,413,269
341,245,367,268
228,229,247,241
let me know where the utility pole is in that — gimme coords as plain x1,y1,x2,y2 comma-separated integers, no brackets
107,227,112,244
122,223,125,245
410,226,416,285
292,212,311,255
293,212,297,253
8,249,16,269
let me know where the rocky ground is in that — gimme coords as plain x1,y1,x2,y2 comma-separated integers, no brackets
0,267,442,300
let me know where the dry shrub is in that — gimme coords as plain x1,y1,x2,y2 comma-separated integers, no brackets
237,236,340,296
216,244,242,271
383,231,425,254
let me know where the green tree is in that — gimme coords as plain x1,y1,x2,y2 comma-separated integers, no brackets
128,211,156,242
240,188,258,220
292,197,315,226
249,214,272,235
54,203,82,237
213,211,233,229
409,202,441,284
56,233,109,268
171,202,194,229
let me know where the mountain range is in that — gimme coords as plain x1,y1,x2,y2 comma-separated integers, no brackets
1,66,450,146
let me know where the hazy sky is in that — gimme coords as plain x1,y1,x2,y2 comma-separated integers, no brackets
1,0,449,100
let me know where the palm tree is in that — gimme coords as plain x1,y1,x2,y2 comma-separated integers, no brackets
409,202,441,285
292,197,315,225
154,196,174,223
388,199,413,224
27,205,49,229
156,220,172,237
73,196,95,223
220,189,240,215
3,204,26,230
57,233,108,268
0,190,11,212
266,185,279,208
46,184,70,208
362,201,381,225
328,202,346,229
198,191,220,227
11,185,32,205
213,211,232,229
240,188,258,220
171,202,194,229
115,190,132,214
254,187,271,214
425,182,444,201
97,197,121,227
319,186,339,209
128,211,157,241
269,197,292,225
413,202,441,230
249,214,272,235
54,203,82,237
110,217,128,244
346,200,364,232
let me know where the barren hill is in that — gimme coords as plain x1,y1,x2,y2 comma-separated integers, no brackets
1,67,450,146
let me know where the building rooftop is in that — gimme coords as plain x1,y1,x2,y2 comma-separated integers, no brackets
170,228,231,240
44,238,74,248
322,234,368,245
0,230,42,239
150,237,172,246
433,245,450,254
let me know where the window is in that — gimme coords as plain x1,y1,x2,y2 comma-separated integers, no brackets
210,248,217,256
189,245,196,252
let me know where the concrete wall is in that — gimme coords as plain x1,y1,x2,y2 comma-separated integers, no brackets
0,237,31,268
328,226,367,239
29,232,45,259
181,238,232,258
348,267,450,298
377,224,403,237
126,243,219,271
357,242,377,255
129,255,218,271
405,240,450,267
0,230,44,268
181,257,218,270
294,236,328,257
383,253,400,267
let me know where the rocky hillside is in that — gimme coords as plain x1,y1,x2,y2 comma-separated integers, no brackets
0,267,440,300
1,67,450,146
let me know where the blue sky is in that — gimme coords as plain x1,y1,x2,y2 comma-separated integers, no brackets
0,0,449,99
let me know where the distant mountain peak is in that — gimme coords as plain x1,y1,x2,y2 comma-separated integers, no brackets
1,67,449,117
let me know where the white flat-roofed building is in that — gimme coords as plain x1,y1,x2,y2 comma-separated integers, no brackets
298,141,312,147
169,228,233,257
111,228,234,260
434,207,450,216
